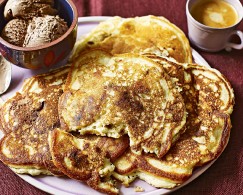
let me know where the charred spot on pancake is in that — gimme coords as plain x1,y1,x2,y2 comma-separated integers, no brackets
117,90,144,113
35,101,45,111
87,41,94,45
105,124,114,129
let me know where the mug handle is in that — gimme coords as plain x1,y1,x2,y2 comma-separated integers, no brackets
225,30,243,52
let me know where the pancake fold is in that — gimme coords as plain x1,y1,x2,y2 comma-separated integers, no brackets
71,15,193,63
59,49,187,158
112,56,234,188
0,66,70,175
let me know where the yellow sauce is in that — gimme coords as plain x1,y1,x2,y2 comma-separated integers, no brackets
190,0,238,28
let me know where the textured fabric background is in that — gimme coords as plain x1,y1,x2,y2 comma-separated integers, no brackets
1,0,243,194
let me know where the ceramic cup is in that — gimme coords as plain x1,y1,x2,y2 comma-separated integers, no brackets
186,0,243,52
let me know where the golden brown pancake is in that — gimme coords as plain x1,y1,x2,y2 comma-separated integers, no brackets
0,66,70,175
0,14,234,194
49,128,129,195
59,49,186,158
70,16,193,63
112,57,234,188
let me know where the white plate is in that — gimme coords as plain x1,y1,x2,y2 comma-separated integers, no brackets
0,16,215,195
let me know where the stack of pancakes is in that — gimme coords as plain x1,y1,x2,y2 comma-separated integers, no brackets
0,16,234,195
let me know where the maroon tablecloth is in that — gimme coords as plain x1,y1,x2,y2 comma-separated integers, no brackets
1,0,243,194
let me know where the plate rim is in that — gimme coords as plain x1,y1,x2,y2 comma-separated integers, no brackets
0,16,214,195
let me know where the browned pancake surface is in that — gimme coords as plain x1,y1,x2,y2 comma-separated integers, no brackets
113,58,234,188
59,50,186,158
49,128,129,195
0,66,69,175
71,16,192,63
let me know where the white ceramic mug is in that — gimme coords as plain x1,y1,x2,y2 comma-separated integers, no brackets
186,0,243,52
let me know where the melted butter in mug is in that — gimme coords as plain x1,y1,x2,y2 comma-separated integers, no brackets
190,0,238,28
